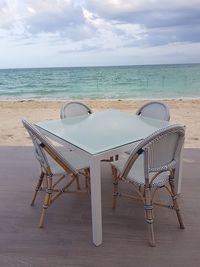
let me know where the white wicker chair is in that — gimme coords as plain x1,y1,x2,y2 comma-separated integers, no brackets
60,101,92,119
22,118,90,228
125,101,170,156
136,101,170,121
111,124,185,246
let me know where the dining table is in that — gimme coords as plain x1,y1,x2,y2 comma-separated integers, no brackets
35,110,182,246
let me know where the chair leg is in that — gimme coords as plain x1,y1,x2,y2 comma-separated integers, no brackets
39,175,53,228
31,171,45,206
169,176,185,229
112,166,119,209
41,174,47,190
144,188,156,247
75,176,81,190
84,169,91,193
115,155,119,161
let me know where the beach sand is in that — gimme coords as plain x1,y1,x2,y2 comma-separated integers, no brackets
0,99,199,148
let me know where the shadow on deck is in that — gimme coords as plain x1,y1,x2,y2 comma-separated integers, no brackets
0,146,200,267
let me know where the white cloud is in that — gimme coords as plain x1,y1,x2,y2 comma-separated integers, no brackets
0,0,200,68
86,0,200,13
0,0,18,28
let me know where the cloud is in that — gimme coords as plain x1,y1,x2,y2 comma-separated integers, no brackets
85,0,200,18
85,0,200,45
1,0,200,47
0,0,18,29
0,0,200,68
24,0,84,34
0,1,87,38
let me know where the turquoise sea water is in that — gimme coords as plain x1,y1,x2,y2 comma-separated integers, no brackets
0,64,200,100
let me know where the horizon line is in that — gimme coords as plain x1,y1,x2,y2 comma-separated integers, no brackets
0,62,200,71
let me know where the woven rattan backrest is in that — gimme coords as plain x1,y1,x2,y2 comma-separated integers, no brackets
22,118,78,175
28,127,49,171
136,101,170,121
121,125,185,180
60,101,92,119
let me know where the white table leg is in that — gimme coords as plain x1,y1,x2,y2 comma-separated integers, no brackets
175,146,183,194
90,157,102,246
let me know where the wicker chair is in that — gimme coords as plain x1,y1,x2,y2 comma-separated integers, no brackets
60,101,92,119
136,101,170,121
111,124,185,246
22,118,90,228
125,101,170,156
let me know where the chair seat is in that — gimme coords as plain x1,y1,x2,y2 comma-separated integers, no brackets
48,148,90,175
111,155,170,187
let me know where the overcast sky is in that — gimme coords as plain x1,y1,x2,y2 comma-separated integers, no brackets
1,0,200,68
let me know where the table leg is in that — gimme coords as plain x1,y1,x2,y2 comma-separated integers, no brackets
174,146,183,194
90,157,102,246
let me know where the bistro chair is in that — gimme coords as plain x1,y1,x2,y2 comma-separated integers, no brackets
111,124,185,246
22,118,90,228
125,101,170,156
136,101,170,121
60,101,92,119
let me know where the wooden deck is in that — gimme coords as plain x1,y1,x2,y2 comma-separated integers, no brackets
0,146,200,267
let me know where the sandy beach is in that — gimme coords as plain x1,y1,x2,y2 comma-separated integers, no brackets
0,99,199,148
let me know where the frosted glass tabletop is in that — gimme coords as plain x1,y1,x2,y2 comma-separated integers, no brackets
36,110,170,155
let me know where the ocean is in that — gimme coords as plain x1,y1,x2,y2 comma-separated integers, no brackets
0,64,200,100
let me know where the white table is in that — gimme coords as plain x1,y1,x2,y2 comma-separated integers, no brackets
35,110,174,246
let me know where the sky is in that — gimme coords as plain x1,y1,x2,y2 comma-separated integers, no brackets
0,0,200,68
